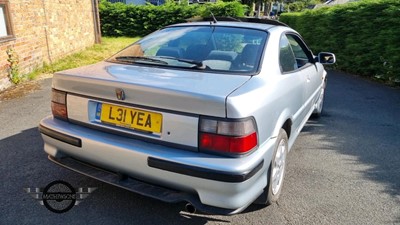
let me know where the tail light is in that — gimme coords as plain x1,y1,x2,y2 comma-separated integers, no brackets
51,89,68,120
199,117,258,155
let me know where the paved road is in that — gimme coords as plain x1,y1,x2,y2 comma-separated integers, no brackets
0,71,399,225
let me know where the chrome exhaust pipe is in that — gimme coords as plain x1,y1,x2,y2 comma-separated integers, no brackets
185,203,196,214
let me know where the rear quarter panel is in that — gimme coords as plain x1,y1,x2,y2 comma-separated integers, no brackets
226,26,303,147
226,74,302,147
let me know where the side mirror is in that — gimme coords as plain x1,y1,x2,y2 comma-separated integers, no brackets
316,52,336,65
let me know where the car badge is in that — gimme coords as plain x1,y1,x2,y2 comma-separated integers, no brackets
115,88,125,100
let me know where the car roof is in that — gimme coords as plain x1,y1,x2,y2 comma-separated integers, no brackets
167,17,289,31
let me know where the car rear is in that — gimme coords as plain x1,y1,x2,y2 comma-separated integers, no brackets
39,23,275,214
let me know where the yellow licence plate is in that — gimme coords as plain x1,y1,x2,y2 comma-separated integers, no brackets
100,103,162,133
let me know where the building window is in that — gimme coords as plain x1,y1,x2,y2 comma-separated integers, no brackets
0,1,14,42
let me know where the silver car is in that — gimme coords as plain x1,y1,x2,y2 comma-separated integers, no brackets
39,18,335,215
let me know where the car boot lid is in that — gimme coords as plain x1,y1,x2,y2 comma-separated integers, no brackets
52,61,251,117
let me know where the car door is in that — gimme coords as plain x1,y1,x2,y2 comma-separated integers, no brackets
286,34,321,118
279,34,317,134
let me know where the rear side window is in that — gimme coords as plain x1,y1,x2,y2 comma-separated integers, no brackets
279,35,297,73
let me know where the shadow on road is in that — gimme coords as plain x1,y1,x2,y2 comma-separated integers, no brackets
301,71,400,223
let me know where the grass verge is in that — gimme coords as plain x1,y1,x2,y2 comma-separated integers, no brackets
27,37,138,80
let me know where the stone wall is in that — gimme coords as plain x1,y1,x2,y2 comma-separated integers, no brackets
0,0,98,91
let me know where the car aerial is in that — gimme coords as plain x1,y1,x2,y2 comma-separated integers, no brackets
39,17,335,215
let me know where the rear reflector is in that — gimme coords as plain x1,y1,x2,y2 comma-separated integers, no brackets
199,118,258,155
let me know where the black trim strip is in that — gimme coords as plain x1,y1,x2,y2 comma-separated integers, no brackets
39,125,82,147
148,157,263,183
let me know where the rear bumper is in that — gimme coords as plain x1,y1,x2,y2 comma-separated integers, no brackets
39,116,275,214
48,156,247,215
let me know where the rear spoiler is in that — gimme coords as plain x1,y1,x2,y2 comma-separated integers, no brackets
186,16,289,27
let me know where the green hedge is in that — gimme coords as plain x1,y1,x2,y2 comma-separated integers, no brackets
99,0,247,37
280,0,400,84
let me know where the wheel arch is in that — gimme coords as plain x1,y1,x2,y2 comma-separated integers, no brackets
272,109,292,140
281,119,292,139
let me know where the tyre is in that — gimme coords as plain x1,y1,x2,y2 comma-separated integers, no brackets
254,128,288,205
